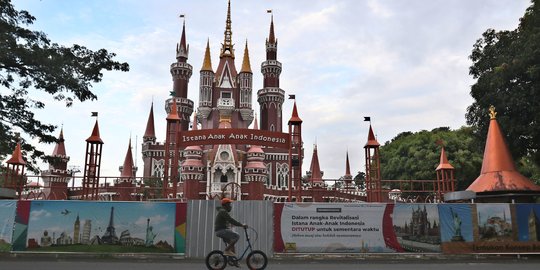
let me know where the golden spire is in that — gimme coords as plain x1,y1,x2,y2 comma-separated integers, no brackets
489,105,497,120
220,0,234,58
240,40,251,73
201,39,213,71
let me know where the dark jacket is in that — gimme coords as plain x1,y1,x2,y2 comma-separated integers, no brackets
215,206,243,231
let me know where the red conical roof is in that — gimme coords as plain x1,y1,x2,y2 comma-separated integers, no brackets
309,144,323,183
52,128,67,156
288,101,303,124
268,15,276,44
7,142,26,165
120,139,135,178
467,107,540,192
436,146,454,170
143,103,156,139
364,125,380,147
86,120,104,144
345,151,352,177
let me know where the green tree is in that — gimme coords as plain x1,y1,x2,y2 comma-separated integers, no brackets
0,0,129,172
353,171,366,189
466,0,540,167
380,127,483,191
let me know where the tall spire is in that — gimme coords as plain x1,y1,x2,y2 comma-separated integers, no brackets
309,144,323,184
268,15,276,44
365,125,380,147
345,151,352,176
176,20,189,60
288,101,303,124
201,39,213,71
52,128,67,156
240,40,252,73
143,103,156,141
120,138,135,178
220,0,234,58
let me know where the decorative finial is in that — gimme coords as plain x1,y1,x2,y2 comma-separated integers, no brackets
489,105,497,120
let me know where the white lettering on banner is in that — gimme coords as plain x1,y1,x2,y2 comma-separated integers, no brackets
280,203,394,253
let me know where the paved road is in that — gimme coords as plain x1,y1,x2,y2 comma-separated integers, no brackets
2,257,540,270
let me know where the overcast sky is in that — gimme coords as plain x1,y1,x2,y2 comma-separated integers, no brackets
11,0,531,180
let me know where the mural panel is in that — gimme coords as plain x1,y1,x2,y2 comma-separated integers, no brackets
0,200,16,252
24,201,177,253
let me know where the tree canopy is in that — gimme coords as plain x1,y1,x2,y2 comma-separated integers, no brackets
467,0,540,167
0,0,129,172
380,127,483,190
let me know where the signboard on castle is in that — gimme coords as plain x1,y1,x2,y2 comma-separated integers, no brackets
177,129,290,148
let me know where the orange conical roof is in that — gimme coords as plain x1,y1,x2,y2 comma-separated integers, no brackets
364,125,380,147
86,120,103,144
120,139,135,178
167,99,181,121
436,146,454,170
467,106,540,192
143,103,156,140
7,142,26,165
52,128,67,156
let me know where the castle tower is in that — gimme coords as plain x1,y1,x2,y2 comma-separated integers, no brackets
308,144,325,202
436,145,455,201
258,15,285,132
288,101,303,201
244,118,267,200
82,120,103,200
182,113,205,200
466,106,540,202
41,128,71,199
167,20,194,131
198,0,254,130
116,138,137,201
364,124,382,202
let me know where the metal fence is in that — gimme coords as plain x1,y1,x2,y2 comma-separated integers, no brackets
185,200,273,258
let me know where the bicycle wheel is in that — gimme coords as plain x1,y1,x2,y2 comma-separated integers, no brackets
246,250,268,270
205,250,227,270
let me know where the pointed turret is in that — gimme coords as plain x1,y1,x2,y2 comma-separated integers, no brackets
309,144,324,186
467,106,540,193
120,139,135,178
201,39,213,71
52,128,67,157
365,125,380,147
344,151,353,186
240,40,252,73
288,101,303,124
143,103,156,143
167,99,181,121
86,120,103,144
268,15,276,45
436,146,454,170
176,21,189,61
7,142,25,165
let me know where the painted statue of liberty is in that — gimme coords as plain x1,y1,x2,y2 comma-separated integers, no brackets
145,218,157,247
450,207,464,241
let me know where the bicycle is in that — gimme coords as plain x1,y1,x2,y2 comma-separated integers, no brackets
205,227,268,270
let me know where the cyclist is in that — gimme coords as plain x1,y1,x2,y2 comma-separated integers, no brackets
215,197,247,258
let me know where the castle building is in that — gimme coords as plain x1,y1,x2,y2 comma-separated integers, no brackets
141,1,293,200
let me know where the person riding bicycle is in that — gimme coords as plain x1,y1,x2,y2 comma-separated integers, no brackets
215,197,247,257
